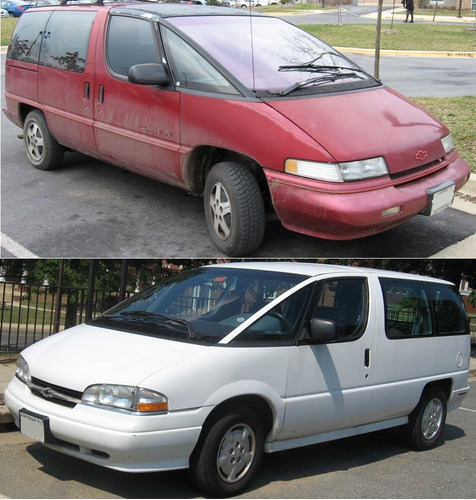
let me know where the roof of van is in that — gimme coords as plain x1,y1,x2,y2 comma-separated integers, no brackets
55,1,268,19
207,261,453,284
110,3,267,18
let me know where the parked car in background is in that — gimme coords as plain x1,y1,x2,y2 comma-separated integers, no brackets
1,0,33,16
3,3,470,256
31,0,59,7
1,7,9,15
5,262,471,496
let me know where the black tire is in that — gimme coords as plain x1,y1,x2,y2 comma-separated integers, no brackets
23,110,65,170
204,162,265,256
188,408,265,497
403,387,447,450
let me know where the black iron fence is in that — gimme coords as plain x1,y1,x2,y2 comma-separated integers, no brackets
0,280,134,353
1,279,475,353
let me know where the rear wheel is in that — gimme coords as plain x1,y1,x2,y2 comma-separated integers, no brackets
189,408,265,497
403,387,447,450
23,110,65,170
204,161,265,256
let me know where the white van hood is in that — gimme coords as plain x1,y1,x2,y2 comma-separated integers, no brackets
22,323,197,392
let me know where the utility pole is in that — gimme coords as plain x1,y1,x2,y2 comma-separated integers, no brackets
374,0,384,80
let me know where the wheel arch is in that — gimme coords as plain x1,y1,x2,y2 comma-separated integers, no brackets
183,145,268,199
199,394,275,443
420,379,452,403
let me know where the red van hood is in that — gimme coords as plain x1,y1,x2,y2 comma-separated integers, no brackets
266,87,448,174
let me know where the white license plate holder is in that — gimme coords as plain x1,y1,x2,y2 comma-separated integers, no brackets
421,180,456,216
19,409,48,443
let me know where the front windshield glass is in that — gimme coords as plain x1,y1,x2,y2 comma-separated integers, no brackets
94,267,309,344
166,15,377,95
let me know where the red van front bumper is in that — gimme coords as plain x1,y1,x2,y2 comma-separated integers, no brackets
265,155,470,240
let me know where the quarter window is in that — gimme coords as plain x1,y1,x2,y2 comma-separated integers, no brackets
311,278,367,341
427,283,468,336
107,16,159,77
39,11,96,72
7,11,51,63
380,279,433,338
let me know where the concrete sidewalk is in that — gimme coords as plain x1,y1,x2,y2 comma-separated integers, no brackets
1,348,475,427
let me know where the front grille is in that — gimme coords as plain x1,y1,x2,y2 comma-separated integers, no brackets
28,376,83,408
390,159,443,180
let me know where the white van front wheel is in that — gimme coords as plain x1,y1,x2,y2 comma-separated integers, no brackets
23,110,65,170
189,408,265,497
405,387,447,450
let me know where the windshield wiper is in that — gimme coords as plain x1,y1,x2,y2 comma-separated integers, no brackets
275,72,360,97
279,64,371,76
107,311,197,338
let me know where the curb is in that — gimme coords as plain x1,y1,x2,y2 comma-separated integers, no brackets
337,46,476,58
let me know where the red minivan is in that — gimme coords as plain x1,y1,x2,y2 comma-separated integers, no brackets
3,2,470,255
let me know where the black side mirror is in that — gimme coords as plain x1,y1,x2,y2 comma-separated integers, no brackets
128,63,169,86
309,318,338,343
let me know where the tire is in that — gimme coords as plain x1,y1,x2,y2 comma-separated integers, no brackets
23,110,65,170
204,162,265,256
189,408,265,497
403,387,447,450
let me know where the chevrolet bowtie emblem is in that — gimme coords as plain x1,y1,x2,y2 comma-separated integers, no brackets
415,150,428,161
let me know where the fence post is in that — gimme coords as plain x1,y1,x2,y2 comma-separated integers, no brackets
54,260,64,333
85,260,97,321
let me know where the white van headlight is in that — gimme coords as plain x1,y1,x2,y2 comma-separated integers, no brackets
285,157,389,182
16,355,31,384
82,385,168,413
441,134,454,154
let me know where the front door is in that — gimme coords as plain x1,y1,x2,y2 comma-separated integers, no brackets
280,277,375,440
92,14,182,188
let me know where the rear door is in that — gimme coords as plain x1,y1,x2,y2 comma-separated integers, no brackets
37,7,100,157
280,275,376,440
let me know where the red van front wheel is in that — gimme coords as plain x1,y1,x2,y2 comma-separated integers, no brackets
23,110,65,170
204,162,265,256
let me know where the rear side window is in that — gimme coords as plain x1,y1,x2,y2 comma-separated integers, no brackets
106,16,159,77
7,11,51,63
427,283,468,336
380,278,468,338
311,278,368,341
380,279,432,338
39,11,96,72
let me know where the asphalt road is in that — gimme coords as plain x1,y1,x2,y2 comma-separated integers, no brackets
0,379,474,498
1,13,476,258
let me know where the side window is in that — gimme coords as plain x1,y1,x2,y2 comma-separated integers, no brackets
232,285,312,343
162,27,239,95
39,11,96,72
7,11,51,63
107,16,159,77
428,284,468,336
380,278,433,338
312,278,367,341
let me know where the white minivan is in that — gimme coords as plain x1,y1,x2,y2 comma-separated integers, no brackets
5,262,471,496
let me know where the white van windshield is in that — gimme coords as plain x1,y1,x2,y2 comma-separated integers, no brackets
95,267,309,344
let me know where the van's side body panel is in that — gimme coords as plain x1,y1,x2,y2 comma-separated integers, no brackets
37,8,101,157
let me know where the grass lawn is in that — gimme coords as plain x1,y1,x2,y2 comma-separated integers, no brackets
301,23,476,52
411,96,476,170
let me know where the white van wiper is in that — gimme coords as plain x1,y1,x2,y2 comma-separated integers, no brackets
115,311,197,338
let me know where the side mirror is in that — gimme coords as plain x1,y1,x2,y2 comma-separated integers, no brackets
309,318,338,343
128,63,169,86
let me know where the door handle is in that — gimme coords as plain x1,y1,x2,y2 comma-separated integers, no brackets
98,85,104,104
364,348,371,368
84,82,90,100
